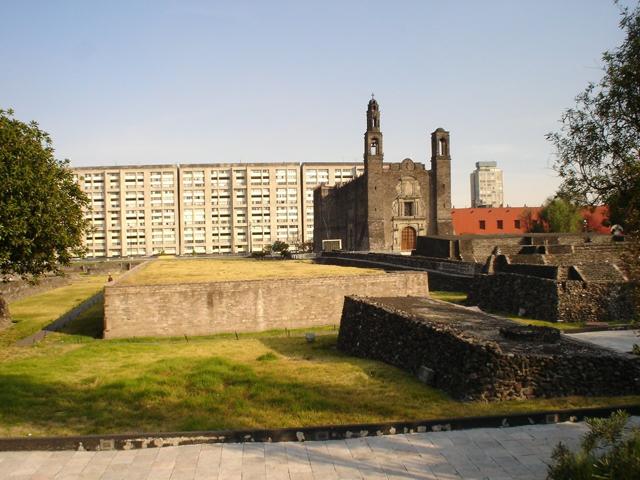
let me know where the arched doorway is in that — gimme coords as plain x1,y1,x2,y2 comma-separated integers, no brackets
401,226,416,250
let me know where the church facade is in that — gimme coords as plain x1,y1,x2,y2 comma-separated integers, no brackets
314,97,453,252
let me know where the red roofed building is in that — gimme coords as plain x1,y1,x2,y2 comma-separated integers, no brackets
451,206,610,235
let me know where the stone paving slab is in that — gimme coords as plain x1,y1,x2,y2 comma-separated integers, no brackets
568,329,639,354
0,419,623,480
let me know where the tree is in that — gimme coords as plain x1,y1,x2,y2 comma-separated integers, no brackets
546,2,640,235
0,109,89,327
271,240,291,258
538,197,584,233
521,208,545,233
521,198,583,233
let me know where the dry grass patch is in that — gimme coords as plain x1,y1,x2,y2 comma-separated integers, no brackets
119,258,381,285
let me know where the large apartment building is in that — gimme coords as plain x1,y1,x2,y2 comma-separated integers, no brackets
72,162,363,258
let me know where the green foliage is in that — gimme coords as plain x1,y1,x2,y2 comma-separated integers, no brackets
547,410,640,480
271,241,289,254
546,3,640,236
539,197,584,233
0,109,89,281
296,241,314,253
522,198,583,233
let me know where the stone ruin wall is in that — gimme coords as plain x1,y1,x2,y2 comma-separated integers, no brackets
468,272,636,322
337,296,640,401
318,251,480,291
104,271,428,339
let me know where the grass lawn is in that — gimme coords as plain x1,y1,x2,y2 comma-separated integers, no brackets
0,301,638,438
119,258,381,285
2,275,109,348
1,281,637,438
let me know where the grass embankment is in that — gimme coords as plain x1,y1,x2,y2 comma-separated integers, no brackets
118,258,381,285
2,275,108,348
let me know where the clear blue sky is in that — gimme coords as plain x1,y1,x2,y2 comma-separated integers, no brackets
0,0,632,207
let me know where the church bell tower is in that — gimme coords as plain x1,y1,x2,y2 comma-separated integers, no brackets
429,128,454,235
364,94,383,172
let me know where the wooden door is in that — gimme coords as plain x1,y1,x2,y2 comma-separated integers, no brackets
401,226,416,250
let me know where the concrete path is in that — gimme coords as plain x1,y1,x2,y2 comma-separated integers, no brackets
0,420,595,480
568,329,639,354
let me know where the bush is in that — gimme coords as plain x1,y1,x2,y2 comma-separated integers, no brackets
547,410,640,480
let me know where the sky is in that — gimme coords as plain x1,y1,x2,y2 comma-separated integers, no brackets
0,0,632,207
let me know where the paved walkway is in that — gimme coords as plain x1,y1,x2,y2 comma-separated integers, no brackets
568,329,639,354
0,420,594,480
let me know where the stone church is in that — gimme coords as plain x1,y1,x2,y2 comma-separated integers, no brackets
314,97,453,252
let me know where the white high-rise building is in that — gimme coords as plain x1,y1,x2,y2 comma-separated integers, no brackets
470,161,503,208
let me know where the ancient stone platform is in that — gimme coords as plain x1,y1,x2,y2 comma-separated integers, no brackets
337,296,640,401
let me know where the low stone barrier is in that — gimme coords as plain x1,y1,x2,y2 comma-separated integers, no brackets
103,272,428,339
337,296,640,401
318,252,478,291
468,272,636,322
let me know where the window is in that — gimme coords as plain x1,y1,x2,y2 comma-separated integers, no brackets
497,220,504,230
305,169,317,184
403,202,414,217
479,220,486,230
250,169,269,185
370,138,378,155
234,170,246,186
514,219,521,229
317,169,329,184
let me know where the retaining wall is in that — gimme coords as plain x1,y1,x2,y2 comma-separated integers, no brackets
337,296,640,401
103,272,428,339
468,272,637,322
318,252,478,291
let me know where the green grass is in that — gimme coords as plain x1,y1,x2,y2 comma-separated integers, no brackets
0,306,638,437
508,317,586,331
1,280,638,438
430,291,468,305
119,258,381,285
2,275,108,347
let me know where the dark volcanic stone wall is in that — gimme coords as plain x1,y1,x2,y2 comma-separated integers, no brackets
468,273,560,321
337,297,640,401
468,273,637,322
557,281,637,323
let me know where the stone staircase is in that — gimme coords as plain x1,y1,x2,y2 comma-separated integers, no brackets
571,263,628,283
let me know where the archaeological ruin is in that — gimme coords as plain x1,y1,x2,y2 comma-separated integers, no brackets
338,296,640,401
321,232,638,323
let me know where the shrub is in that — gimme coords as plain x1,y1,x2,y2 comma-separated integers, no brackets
547,410,640,480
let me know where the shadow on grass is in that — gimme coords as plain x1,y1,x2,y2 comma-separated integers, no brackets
0,352,445,436
52,300,105,341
